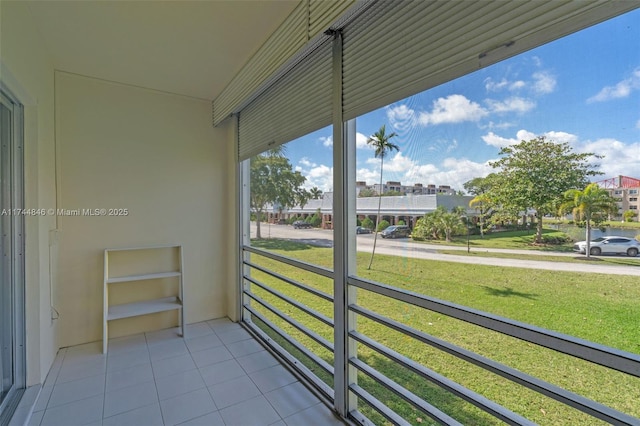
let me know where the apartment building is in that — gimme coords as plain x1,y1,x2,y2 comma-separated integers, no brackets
599,175,640,220
358,181,456,196
2,2,638,425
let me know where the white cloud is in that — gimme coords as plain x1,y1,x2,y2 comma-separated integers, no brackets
387,104,417,131
532,71,556,95
304,164,333,192
356,167,380,184
485,97,536,114
417,95,488,126
320,136,333,147
481,129,579,149
575,138,640,179
484,77,509,92
404,158,494,191
319,133,373,149
358,151,495,193
587,68,640,103
299,157,316,168
482,132,518,148
356,132,372,149
365,152,414,173
484,77,526,93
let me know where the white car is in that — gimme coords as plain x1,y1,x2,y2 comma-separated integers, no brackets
573,236,640,257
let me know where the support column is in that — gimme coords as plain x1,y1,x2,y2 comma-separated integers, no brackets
332,30,357,418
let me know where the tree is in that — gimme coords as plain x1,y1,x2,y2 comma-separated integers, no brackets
410,207,464,242
465,174,497,238
560,183,617,258
310,187,323,199
488,136,602,243
361,217,374,230
366,125,399,269
250,151,307,239
623,210,637,222
358,188,378,198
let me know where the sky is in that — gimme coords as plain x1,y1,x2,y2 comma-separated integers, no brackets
284,9,640,194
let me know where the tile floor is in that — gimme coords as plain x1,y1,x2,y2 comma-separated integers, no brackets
27,318,345,426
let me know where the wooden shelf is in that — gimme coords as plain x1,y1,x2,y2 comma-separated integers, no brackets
107,271,181,284
107,296,182,320
103,245,184,353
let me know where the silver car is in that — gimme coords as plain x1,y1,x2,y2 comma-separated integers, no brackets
573,236,640,257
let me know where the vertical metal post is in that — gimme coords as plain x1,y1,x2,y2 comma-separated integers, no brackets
236,114,251,323
332,30,357,418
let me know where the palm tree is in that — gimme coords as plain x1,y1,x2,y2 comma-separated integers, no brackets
561,183,617,258
310,187,323,199
367,125,399,270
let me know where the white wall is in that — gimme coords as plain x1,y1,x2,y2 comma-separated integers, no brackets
55,72,230,347
0,1,59,385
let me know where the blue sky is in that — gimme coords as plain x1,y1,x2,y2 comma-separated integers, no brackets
285,9,640,193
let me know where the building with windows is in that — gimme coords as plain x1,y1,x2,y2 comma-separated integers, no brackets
269,193,474,229
598,175,640,220
359,181,456,196
2,1,639,425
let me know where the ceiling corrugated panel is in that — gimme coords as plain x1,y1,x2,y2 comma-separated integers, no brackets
238,40,333,160
213,0,354,126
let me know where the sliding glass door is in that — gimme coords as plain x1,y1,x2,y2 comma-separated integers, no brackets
0,88,25,422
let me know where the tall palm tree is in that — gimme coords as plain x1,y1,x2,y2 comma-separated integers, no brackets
561,183,617,258
310,187,323,199
367,125,399,270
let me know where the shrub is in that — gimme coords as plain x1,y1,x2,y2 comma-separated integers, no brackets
397,220,405,226
377,219,390,232
539,233,572,245
356,218,362,226
309,214,322,227
361,217,374,230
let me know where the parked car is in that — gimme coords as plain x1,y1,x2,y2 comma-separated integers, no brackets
356,226,372,234
573,236,640,256
380,225,411,239
293,220,313,229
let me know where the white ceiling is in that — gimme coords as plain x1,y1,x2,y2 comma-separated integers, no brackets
27,0,300,100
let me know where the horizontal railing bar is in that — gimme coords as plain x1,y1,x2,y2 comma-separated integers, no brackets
242,318,335,401
243,245,334,279
350,331,535,426
350,357,462,426
244,260,334,302
243,304,335,376
350,304,640,425
244,275,334,327
349,384,412,426
349,276,640,377
244,290,335,353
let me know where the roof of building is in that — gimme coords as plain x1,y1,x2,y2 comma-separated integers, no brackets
597,175,640,189
280,194,474,215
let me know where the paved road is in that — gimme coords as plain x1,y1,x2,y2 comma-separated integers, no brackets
251,223,640,276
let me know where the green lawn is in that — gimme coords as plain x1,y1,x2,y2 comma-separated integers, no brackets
415,229,575,251
248,239,640,425
436,249,640,267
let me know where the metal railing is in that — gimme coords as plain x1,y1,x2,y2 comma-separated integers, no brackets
240,245,640,425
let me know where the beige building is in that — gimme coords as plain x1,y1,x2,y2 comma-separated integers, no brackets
600,175,640,220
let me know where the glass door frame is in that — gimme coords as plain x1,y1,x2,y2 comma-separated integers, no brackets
0,86,26,423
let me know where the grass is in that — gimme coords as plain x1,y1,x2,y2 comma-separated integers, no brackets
415,229,576,252
436,249,640,267
248,239,640,425
543,218,640,229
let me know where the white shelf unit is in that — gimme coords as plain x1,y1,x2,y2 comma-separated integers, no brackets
103,245,184,353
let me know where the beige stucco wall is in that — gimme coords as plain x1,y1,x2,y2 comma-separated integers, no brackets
55,71,230,347
0,1,59,385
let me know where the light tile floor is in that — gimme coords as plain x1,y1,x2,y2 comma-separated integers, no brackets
28,319,345,426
